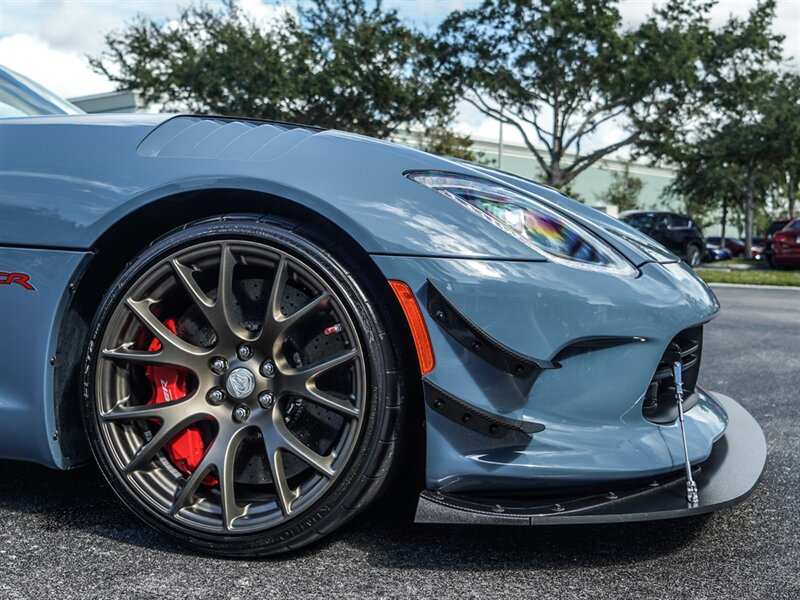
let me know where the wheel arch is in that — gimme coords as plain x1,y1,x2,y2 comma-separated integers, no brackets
53,187,420,467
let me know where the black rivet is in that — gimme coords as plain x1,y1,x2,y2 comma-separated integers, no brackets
489,423,499,434
461,413,472,424
471,340,482,352
434,310,446,321
434,398,445,410
514,365,525,376
49,356,56,365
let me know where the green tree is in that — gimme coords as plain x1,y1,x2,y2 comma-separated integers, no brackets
437,0,783,188
595,167,644,212
662,74,800,253
664,150,747,246
420,125,478,161
91,0,461,139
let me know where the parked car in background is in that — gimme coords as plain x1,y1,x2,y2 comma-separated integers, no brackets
619,211,706,267
705,243,732,262
769,219,800,268
763,219,791,266
750,236,765,260
706,237,744,257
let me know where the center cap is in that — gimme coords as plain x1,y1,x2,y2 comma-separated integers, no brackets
226,367,255,399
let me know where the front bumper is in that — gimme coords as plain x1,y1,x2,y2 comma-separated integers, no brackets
415,391,765,524
373,255,723,490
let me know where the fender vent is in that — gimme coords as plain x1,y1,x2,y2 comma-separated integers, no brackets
137,115,322,160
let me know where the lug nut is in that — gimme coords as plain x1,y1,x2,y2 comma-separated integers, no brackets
207,387,226,405
209,356,228,375
237,344,254,361
233,404,250,423
260,360,275,378
258,391,275,409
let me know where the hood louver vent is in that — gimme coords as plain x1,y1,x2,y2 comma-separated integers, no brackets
137,115,321,161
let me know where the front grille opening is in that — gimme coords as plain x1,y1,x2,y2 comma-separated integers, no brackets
643,326,703,424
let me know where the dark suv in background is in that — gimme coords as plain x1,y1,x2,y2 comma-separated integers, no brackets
619,211,706,267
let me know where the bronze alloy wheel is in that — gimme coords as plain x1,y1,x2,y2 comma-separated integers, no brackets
83,217,405,555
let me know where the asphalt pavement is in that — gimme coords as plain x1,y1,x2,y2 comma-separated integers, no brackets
1,285,798,600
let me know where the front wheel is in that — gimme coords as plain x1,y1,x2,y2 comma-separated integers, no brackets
82,217,405,556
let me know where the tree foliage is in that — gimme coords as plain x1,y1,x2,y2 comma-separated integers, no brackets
90,0,460,139
663,73,800,251
595,166,644,212
437,0,784,187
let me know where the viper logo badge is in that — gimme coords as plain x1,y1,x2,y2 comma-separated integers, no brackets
0,272,35,290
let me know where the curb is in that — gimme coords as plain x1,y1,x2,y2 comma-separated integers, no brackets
708,282,800,291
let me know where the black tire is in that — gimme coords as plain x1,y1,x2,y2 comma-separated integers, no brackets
686,243,702,268
82,215,408,556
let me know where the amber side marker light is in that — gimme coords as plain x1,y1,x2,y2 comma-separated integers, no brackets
388,280,435,375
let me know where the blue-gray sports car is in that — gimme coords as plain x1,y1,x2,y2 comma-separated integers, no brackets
0,67,765,556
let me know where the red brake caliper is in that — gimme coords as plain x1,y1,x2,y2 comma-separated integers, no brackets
145,319,215,484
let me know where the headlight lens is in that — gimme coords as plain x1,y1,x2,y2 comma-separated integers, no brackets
407,171,636,276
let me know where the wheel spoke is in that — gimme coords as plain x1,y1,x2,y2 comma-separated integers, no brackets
170,257,218,320
170,450,216,515
100,399,189,423
301,385,360,418
126,297,206,357
123,414,202,474
257,255,287,342
218,428,248,530
274,417,335,477
288,349,358,383
264,443,299,515
268,255,288,322
102,343,189,369
215,244,249,341
281,291,331,331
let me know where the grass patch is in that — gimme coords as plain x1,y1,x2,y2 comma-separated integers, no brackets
696,268,800,287
722,257,759,266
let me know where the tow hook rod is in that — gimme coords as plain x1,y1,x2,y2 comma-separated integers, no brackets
672,358,699,506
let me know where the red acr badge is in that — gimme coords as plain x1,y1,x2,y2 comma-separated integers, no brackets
0,272,35,290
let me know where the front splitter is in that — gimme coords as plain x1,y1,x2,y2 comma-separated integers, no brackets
415,392,766,525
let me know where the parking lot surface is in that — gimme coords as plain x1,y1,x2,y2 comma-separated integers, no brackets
1,285,798,599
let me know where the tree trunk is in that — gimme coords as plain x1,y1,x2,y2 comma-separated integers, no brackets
789,172,796,219
720,199,728,249
744,168,755,257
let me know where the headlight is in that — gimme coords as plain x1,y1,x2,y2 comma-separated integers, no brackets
407,171,637,277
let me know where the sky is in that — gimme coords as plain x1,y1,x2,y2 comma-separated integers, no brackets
1,0,798,150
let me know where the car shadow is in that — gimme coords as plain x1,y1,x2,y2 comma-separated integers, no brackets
0,459,708,568
330,478,711,571
0,459,191,556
